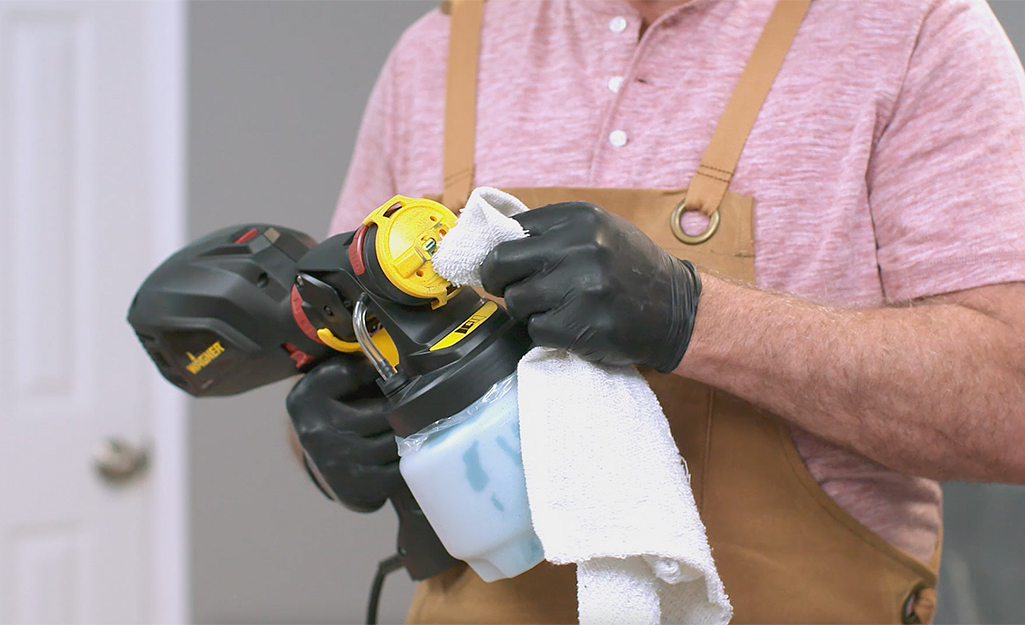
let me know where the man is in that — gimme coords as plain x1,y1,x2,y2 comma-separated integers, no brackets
287,0,1025,622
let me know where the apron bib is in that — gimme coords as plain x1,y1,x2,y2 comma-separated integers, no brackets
409,2,941,622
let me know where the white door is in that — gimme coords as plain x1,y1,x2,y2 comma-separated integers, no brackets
0,1,186,623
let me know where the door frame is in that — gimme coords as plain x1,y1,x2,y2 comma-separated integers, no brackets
145,1,188,622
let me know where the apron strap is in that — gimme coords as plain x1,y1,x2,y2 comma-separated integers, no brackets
442,0,485,209
441,0,810,213
684,0,811,216
928,525,942,571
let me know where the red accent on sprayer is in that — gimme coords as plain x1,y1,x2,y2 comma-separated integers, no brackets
290,285,324,344
233,228,260,244
282,342,316,370
350,224,368,275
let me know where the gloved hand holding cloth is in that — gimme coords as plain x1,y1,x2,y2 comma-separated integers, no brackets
480,201,701,373
432,187,731,625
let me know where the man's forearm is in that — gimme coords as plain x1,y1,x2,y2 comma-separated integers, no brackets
675,274,1025,483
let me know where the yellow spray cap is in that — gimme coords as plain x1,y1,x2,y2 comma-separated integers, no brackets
362,196,459,308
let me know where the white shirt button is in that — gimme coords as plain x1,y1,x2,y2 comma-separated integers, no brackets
608,76,624,93
609,16,627,33
609,130,628,147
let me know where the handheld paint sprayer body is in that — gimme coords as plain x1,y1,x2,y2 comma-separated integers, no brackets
127,197,544,587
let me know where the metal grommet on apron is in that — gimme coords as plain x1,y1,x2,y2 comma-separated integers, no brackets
902,580,939,625
670,196,720,245
902,585,925,625
406,1,944,623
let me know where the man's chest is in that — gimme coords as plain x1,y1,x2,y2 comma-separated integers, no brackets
394,0,915,303
401,1,902,198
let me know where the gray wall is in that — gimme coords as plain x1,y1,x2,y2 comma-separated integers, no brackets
936,6,1025,622
186,1,1025,623
186,2,431,623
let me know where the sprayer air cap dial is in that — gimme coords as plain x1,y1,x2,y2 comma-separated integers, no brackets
363,196,460,307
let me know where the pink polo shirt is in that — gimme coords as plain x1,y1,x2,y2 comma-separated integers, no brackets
331,0,1025,563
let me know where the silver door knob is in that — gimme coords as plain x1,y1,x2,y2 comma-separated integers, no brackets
93,438,148,483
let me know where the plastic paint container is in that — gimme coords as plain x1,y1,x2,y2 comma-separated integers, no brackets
396,373,544,582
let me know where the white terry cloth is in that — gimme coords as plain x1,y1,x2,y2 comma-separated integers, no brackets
432,186,732,625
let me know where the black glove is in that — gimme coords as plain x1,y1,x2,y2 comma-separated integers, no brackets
286,355,402,513
480,201,701,373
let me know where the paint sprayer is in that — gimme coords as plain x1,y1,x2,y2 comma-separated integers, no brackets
126,197,548,619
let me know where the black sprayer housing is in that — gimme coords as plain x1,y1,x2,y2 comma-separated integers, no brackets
127,224,330,396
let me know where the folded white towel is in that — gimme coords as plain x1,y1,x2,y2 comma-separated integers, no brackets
432,187,731,625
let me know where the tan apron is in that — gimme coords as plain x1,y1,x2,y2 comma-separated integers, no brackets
411,1,942,622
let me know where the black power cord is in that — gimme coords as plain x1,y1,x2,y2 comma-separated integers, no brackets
366,553,404,625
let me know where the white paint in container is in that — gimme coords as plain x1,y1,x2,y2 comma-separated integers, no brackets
396,373,544,582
